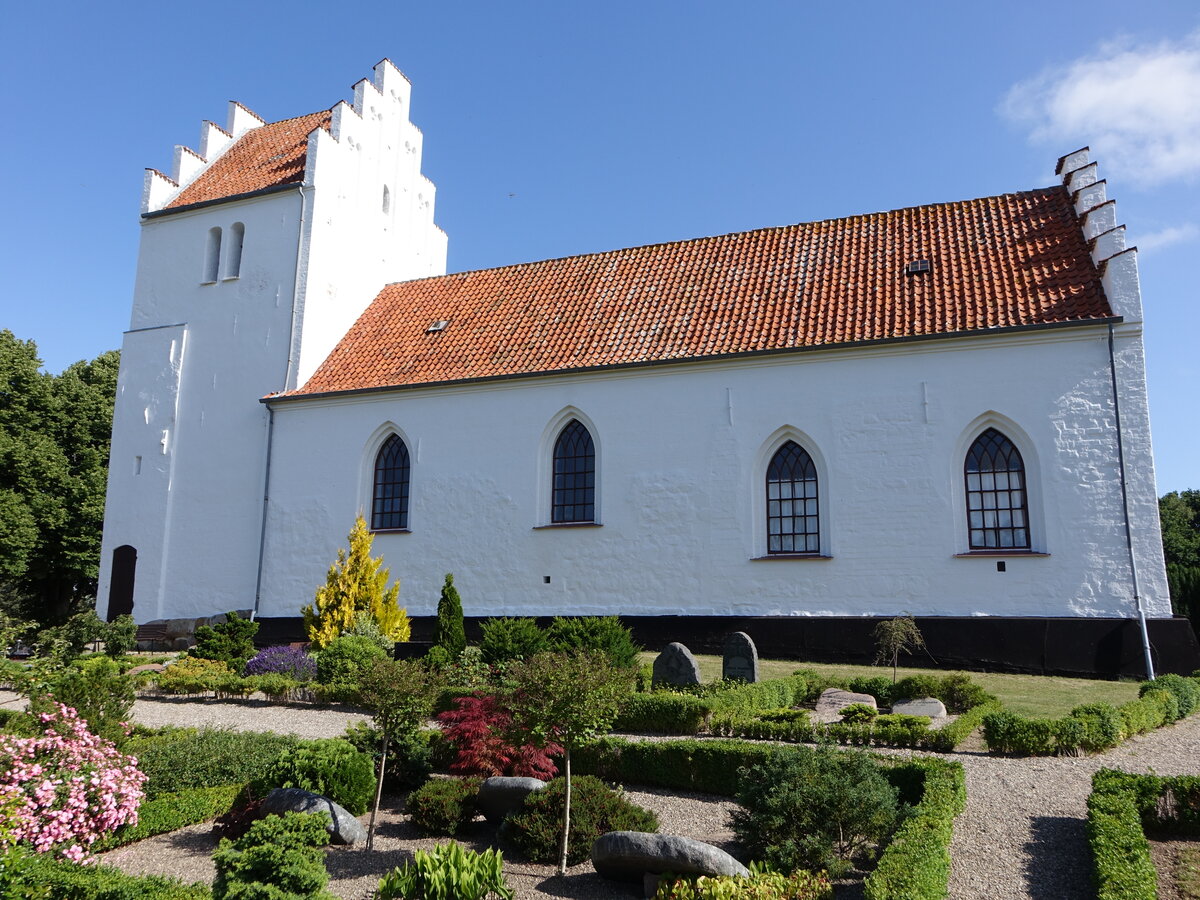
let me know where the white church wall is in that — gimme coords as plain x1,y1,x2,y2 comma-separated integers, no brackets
98,191,305,620
257,324,1171,624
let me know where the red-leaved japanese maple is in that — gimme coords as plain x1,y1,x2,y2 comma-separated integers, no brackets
436,693,560,779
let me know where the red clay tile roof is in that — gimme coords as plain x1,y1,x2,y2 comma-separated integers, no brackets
290,185,1113,397
167,110,332,209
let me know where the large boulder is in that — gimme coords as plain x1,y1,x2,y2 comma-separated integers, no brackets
891,696,948,718
592,831,749,883
815,688,877,719
260,788,366,845
476,776,547,824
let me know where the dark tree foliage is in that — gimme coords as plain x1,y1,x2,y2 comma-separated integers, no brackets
0,331,119,626
434,573,466,657
1160,490,1200,631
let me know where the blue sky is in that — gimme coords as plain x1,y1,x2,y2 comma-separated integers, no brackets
1,1,1196,492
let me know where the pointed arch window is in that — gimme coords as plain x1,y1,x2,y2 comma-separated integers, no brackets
371,434,410,531
552,419,595,523
965,428,1029,550
766,441,819,554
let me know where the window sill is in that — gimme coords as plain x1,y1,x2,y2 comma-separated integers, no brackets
751,554,832,561
221,275,241,282
532,522,602,530
199,279,217,286
370,528,411,535
954,551,1049,558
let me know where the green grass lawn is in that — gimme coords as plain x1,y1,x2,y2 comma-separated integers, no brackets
638,652,1143,718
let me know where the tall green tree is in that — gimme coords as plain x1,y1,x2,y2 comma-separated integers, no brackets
0,331,118,625
434,573,466,657
1160,490,1200,630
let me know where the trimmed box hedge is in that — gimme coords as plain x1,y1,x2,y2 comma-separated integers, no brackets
92,783,244,851
1086,769,1200,900
574,737,964,900
12,853,211,899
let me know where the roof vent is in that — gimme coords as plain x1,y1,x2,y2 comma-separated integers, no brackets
904,259,932,276
426,320,449,333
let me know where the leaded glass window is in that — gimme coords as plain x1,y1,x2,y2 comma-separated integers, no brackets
371,434,410,531
552,420,595,523
766,441,819,554
965,428,1029,550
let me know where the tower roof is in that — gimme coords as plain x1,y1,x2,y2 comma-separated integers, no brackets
165,110,332,210
285,183,1114,399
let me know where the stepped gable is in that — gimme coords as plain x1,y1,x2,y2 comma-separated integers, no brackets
166,109,332,209
289,183,1114,398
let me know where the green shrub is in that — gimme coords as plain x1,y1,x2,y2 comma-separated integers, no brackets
342,720,438,791
15,853,211,899
315,633,387,695
1069,703,1125,752
95,784,243,850
212,812,332,900
104,615,138,659
190,611,259,674
434,573,467,657
575,738,780,795
614,693,712,734
731,745,900,876
656,865,833,899
1139,673,1198,718
157,656,229,695
757,708,812,725
129,727,299,798
407,777,482,835
981,711,1057,756
848,675,894,707
709,675,811,716
839,703,878,724
211,672,259,700
479,617,547,665
27,656,135,745
891,674,943,703
257,672,301,702
251,737,376,815
342,614,397,654
377,841,513,900
937,673,998,712
544,616,640,668
505,775,658,865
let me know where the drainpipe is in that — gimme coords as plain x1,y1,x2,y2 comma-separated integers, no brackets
1108,323,1155,679
252,404,276,622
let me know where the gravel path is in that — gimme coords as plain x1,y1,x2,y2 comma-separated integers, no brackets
15,691,1200,897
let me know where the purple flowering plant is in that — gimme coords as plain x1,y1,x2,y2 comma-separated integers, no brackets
244,645,317,681
0,704,146,862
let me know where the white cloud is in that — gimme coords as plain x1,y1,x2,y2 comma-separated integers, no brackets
1002,33,1200,186
1135,223,1198,252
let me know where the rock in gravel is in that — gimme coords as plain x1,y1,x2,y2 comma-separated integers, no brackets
592,831,749,882
260,788,366,845
653,643,702,687
476,776,546,824
816,688,877,716
892,697,947,718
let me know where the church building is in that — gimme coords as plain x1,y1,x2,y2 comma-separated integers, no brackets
96,61,1198,675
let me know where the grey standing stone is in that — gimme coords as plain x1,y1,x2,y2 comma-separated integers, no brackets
891,696,948,718
592,831,750,883
260,788,365,845
721,632,759,683
652,643,701,688
476,776,546,824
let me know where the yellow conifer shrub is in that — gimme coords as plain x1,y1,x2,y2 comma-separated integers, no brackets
302,516,411,650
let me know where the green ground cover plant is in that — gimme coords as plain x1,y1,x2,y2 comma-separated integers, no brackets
11,853,212,899
93,784,244,851
127,727,300,798
407,777,482,835
655,865,833,900
377,842,513,900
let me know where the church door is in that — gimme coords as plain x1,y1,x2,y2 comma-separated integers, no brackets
108,545,137,621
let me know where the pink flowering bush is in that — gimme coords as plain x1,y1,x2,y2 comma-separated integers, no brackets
0,704,146,861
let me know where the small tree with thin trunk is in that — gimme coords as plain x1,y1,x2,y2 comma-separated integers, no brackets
505,651,634,875
357,657,442,849
872,613,927,683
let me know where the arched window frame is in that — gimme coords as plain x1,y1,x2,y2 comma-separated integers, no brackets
953,414,1044,554
360,424,415,533
536,408,601,527
752,427,830,559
